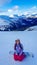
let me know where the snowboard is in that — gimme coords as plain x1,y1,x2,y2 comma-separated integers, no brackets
9,51,34,58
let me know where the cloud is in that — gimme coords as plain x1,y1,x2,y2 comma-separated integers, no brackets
0,5,37,17
7,5,22,16
0,0,12,6
24,6,37,15
0,5,20,17
8,5,19,13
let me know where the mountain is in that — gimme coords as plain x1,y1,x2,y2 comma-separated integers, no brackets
0,15,37,31
25,26,37,31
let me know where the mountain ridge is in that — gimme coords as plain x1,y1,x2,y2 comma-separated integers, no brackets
0,14,37,31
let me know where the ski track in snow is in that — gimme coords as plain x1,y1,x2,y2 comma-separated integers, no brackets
0,31,37,65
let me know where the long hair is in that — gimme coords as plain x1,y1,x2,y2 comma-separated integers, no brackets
14,39,23,50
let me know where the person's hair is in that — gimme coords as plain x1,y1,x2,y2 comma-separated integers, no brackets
15,39,20,44
14,39,23,50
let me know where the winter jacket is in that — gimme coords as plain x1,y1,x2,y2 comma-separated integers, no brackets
14,43,23,55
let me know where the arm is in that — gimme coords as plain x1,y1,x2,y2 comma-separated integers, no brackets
20,43,23,50
14,44,18,55
19,44,23,55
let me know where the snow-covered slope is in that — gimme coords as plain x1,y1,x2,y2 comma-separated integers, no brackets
0,19,9,25
0,31,37,65
25,26,37,31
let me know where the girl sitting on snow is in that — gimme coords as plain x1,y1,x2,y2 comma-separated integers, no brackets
14,39,26,61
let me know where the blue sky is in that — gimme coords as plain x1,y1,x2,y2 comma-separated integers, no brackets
0,0,37,16
0,0,37,10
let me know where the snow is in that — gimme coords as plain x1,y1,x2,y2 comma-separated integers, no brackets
25,26,37,31
0,31,37,65
0,19,9,25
